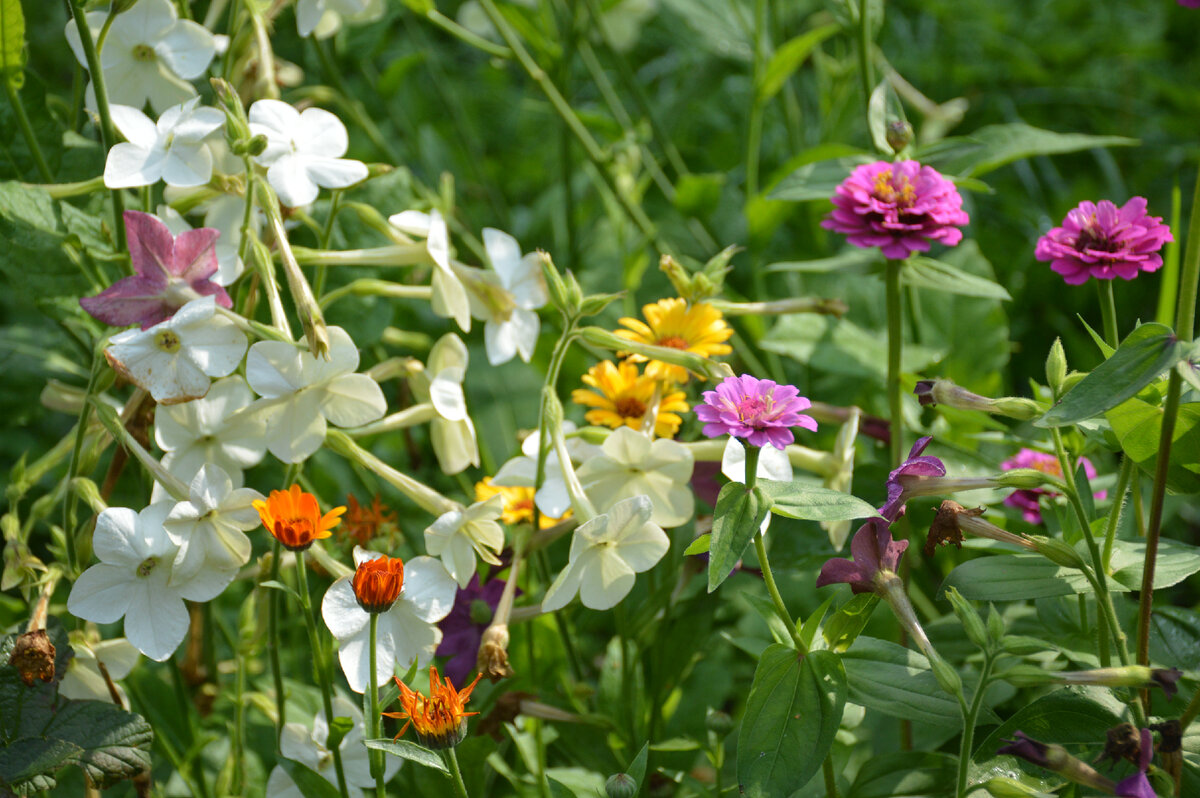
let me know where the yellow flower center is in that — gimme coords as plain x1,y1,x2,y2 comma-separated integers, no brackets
155,329,182,354
136,557,158,578
872,169,917,207
132,44,157,62
614,396,647,419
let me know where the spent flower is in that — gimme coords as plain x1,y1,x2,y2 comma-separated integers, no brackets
384,665,483,749
436,575,509,685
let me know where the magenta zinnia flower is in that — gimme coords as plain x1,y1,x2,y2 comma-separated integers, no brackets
816,518,908,594
695,374,816,450
820,160,969,259
1034,197,1172,285
80,210,232,329
1001,448,1104,524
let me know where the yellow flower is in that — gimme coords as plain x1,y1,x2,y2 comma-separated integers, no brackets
571,360,689,439
383,666,482,749
474,477,569,529
615,298,733,383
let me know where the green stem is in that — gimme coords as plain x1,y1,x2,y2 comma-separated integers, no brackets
1102,457,1136,572
61,352,103,576
955,653,994,798
885,259,904,467
822,749,839,798
1180,683,1200,732
532,325,578,529
368,613,386,798
295,551,350,798
746,445,806,653
314,190,343,298
4,81,52,182
232,623,246,795
1098,279,1120,347
1079,566,1147,727
855,0,875,131
443,746,470,798
424,8,512,57
267,539,286,746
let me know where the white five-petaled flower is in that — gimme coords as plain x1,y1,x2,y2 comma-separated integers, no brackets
64,0,217,113
245,325,387,463
721,438,792,535
105,296,248,405
322,550,457,694
58,635,139,706
474,228,548,365
540,495,669,612
577,426,694,527
295,0,383,38
248,100,368,208
265,694,397,798
164,464,264,585
410,333,479,475
104,99,224,189
67,503,237,661
492,421,600,518
425,494,505,588
388,209,471,331
154,376,267,487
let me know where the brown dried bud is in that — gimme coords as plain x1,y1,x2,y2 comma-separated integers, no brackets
477,624,514,683
1150,720,1181,755
475,690,534,741
1095,722,1141,769
925,500,979,556
8,629,55,686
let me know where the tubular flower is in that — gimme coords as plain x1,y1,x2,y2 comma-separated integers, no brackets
695,374,817,450
351,555,404,613
1034,197,1172,285
572,360,689,439
254,485,345,551
474,477,568,529
1000,448,1104,524
615,298,733,384
384,666,483,749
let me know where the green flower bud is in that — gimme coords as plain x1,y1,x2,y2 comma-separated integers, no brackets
929,655,963,698
1046,338,1067,397
605,773,637,798
579,292,622,318
944,587,988,651
1030,536,1087,570
705,708,734,736
886,120,914,154
987,604,1005,645
995,468,1059,490
991,397,1043,420
980,777,1055,797
1000,635,1050,655
538,251,574,316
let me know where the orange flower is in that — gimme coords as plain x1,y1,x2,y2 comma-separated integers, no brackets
383,666,483,749
341,493,397,545
253,485,345,551
352,555,405,613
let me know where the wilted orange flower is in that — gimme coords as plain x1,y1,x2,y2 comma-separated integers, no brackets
341,493,397,545
352,555,405,613
474,477,569,529
383,666,483,749
253,485,345,551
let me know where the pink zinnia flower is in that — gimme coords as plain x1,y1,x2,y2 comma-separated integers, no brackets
695,374,816,450
1180,1,1200,7
1000,448,1104,524
820,160,969,259
80,210,232,330
1034,197,1172,285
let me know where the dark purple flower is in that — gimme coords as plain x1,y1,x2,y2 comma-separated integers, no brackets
998,731,1053,768
690,460,722,509
80,210,232,330
820,160,969,259
879,436,947,522
695,374,816,450
1115,728,1157,798
1001,448,1104,524
1152,667,1182,700
436,575,509,685
816,518,908,594
1034,197,1172,285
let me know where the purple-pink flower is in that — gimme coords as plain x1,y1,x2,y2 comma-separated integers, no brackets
816,518,908,594
1034,197,1172,285
1001,448,1104,524
695,374,816,450
880,436,947,522
1114,728,1156,798
1179,0,1200,7
80,210,232,330
436,574,509,685
821,160,969,259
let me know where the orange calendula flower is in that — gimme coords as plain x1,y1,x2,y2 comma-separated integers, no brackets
474,477,569,529
383,666,483,749
571,360,689,439
341,493,397,545
616,298,733,384
253,485,345,551
352,554,405,613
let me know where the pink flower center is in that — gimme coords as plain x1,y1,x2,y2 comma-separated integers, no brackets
733,393,774,427
872,170,917,208
1076,217,1121,254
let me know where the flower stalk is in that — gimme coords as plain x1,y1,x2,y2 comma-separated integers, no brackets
744,445,806,653
885,259,904,467
368,613,385,797
325,430,458,517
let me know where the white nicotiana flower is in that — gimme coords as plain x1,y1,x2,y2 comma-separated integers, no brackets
410,333,479,475
541,495,669,611
265,694,397,798
722,437,792,534
64,0,217,112
475,228,548,365
248,100,368,208
425,494,505,588
387,209,470,331
105,296,248,405
245,326,387,463
58,635,139,705
577,426,694,527
159,196,256,286
493,422,599,518
294,0,383,38
67,503,236,661
104,99,224,189
164,464,264,584
321,551,456,694
154,376,267,487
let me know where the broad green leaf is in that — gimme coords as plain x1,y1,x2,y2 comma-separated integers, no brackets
767,156,874,202
757,24,839,102
1037,323,1182,427
765,247,881,274
1106,399,1200,494
846,752,957,798
1148,606,1200,667
756,479,880,522
0,182,90,303
762,315,946,380
624,742,649,787
683,533,711,556
840,637,963,726
973,691,1120,759
737,647,846,798
901,255,1012,300
0,0,25,90
867,80,890,155
1178,340,1200,392
919,123,1137,178
278,759,342,798
941,553,1092,601
741,590,794,646
673,172,725,218
708,482,770,592
822,593,880,653
1110,538,1200,591
364,739,448,772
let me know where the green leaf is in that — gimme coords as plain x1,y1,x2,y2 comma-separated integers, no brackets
624,742,649,787
846,752,957,798
822,593,880,653
762,315,945,380
840,637,964,726
741,591,794,646
324,716,353,754
941,553,1092,601
673,172,725,218
278,759,343,798
765,247,882,274
1037,323,1182,427
918,123,1137,178
0,0,25,90
736,647,846,798
756,24,839,102
0,182,90,304
364,739,449,773
649,737,701,752
258,579,301,600
767,156,874,202
1106,399,1200,494
683,533,711,556
707,482,770,592
901,255,1012,300
974,691,1121,759
1110,538,1200,591
757,479,881,522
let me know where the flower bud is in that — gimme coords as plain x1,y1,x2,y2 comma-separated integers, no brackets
1030,536,1087,570
351,555,404,614
929,654,963,698
564,270,584,315
990,397,1043,420
660,254,695,300
886,120,914,154
574,426,611,445
705,708,734,737
1046,338,1067,397
605,774,638,798
232,134,269,157
979,777,1054,797
112,0,141,14
995,468,1060,490
944,587,988,651
8,629,55,686
578,292,621,318
1000,635,1050,655
987,604,1005,645
538,251,575,316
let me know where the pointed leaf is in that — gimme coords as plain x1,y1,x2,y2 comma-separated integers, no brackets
901,255,1012,300
707,482,770,592
757,479,881,522
0,0,25,90
365,738,449,773
756,24,839,103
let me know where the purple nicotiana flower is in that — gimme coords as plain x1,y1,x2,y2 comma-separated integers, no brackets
436,574,510,685
695,374,816,451
1114,728,1156,798
1034,197,1172,285
821,160,969,260
1000,448,1105,524
816,518,908,594
879,436,947,522
80,210,232,330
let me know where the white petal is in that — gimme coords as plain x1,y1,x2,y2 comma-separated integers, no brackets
104,143,163,188
578,548,635,610
319,373,386,428
431,417,479,475
540,559,583,613
492,455,536,488
322,578,369,640
67,564,134,624
484,319,518,366
335,625,377,694
109,105,160,149
157,20,216,79
124,583,189,661
92,507,150,567
268,156,320,208
387,210,431,238
265,393,328,463
431,267,471,332
383,600,442,673
428,332,468,374
248,99,300,142
397,556,456,623
295,0,326,36
296,108,350,157
429,369,467,421
177,563,236,602
161,144,213,188
246,341,304,398
92,638,141,680
304,156,368,191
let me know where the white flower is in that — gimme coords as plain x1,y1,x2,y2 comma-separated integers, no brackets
246,325,387,463
67,503,236,661
410,333,479,475
577,426,694,527
103,99,224,189
387,209,470,331
164,464,264,584
248,100,368,207
265,694,397,798
425,495,505,588
493,421,599,518
541,496,668,611
476,228,548,365
58,635,139,705
295,0,382,38
721,438,792,535
159,196,256,286
154,376,267,487
64,0,217,113
105,296,248,405
322,551,456,694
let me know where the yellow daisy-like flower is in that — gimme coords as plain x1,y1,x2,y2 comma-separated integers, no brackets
571,360,689,439
615,298,733,383
474,477,569,529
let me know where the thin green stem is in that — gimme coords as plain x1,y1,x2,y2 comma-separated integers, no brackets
822,755,839,798
1098,279,1120,347
424,8,512,57
444,746,471,798
1180,684,1200,732
314,190,343,298
232,623,246,795
61,352,103,576
267,539,286,746
368,613,386,798
1102,457,1136,572
885,259,904,467
955,654,994,798
746,445,806,653
4,81,52,182
855,0,875,131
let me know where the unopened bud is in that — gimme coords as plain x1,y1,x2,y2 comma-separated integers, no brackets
660,254,694,300
1030,536,1087,570
995,468,1059,490
232,134,268,157
929,654,962,697
1001,635,1051,655
705,709,734,736
579,292,621,317
944,587,988,651
980,777,1054,797
112,0,140,14
987,604,1005,645
885,120,914,153
574,426,611,445
605,773,637,798
991,397,1042,420
1046,338,1067,397
563,270,584,314
538,251,574,316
